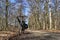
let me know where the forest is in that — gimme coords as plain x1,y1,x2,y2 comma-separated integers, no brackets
0,0,60,40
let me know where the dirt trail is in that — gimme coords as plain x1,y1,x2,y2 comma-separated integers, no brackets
9,30,60,40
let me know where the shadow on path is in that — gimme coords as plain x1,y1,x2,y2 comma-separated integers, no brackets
9,31,59,40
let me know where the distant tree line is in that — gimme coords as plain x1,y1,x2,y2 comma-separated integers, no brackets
0,0,60,31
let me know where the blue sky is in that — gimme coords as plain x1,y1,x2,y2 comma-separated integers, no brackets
9,0,29,16
9,0,55,15
9,0,16,3
9,0,29,24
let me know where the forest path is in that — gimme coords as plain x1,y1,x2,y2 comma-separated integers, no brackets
9,30,60,40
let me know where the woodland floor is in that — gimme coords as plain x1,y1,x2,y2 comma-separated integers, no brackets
0,30,60,40
9,30,60,40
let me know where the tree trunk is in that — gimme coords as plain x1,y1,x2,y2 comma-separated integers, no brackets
49,8,52,30
5,0,8,30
